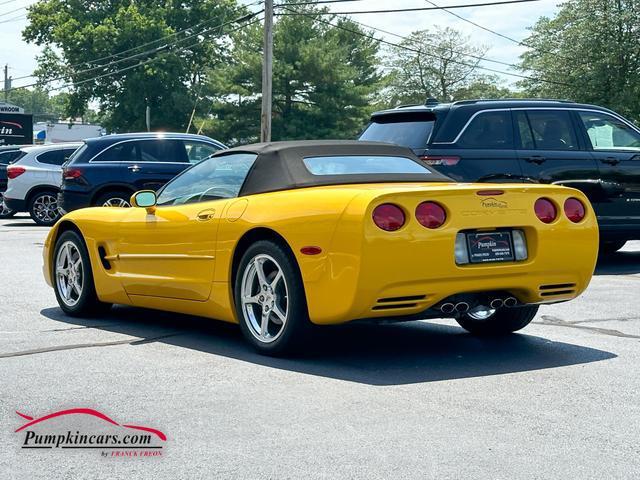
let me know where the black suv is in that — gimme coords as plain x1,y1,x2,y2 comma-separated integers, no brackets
59,132,225,212
0,145,29,218
360,99,640,253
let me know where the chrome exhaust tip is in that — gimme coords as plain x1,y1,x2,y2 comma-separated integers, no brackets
489,298,504,309
504,297,518,307
455,302,470,313
440,303,455,314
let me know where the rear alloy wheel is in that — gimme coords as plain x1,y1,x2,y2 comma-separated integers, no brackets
95,191,131,208
599,240,626,255
53,230,111,316
0,196,16,219
234,240,312,356
456,305,539,336
29,191,61,226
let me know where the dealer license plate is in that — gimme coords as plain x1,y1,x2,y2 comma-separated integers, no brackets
466,231,514,263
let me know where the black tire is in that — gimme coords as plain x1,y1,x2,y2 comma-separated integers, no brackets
599,240,626,255
455,305,539,336
28,190,61,226
234,240,313,356
52,230,112,317
94,190,132,208
0,196,16,218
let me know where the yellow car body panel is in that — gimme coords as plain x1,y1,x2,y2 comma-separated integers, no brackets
43,182,599,325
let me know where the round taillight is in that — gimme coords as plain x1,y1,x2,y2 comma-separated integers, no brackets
564,197,585,223
534,198,557,224
372,203,405,231
415,201,446,229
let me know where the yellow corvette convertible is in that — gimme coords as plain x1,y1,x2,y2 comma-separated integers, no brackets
43,141,599,355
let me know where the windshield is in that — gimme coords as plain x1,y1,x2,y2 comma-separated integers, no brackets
359,113,436,150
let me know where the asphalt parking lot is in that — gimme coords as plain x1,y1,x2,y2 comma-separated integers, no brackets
1,214,639,479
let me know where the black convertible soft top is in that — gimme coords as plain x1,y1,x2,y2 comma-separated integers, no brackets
211,140,453,196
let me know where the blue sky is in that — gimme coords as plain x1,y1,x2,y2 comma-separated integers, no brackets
1,0,561,92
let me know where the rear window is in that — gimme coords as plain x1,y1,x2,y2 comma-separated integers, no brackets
359,112,436,149
303,155,429,175
0,150,25,164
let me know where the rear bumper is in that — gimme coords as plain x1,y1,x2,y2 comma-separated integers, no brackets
3,196,26,211
59,189,92,213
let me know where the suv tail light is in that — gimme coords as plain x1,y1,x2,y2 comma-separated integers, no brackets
372,204,405,231
564,197,586,223
63,168,83,180
7,166,26,179
420,155,460,166
534,198,557,224
415,201,446,229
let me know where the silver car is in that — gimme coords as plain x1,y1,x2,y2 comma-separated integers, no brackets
3,143,82,226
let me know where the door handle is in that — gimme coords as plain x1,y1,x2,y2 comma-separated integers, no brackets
525,155,546,165
601,157,620,165
197,209,216,221
128,165,141,172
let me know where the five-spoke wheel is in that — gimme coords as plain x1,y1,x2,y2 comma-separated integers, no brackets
55,241,84,307
235,240,311,355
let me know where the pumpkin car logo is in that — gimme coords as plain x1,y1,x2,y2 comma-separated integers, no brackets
481,197,508,209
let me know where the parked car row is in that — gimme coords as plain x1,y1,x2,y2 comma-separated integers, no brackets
1,133,226,225
360,98,640,253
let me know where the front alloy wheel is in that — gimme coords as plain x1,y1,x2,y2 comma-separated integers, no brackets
234,240,312,355
55,240,84,308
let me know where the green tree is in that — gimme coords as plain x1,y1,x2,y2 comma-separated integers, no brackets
519,0,640,121
200,3,382,144
6,88,68,122
23,0,245,132
383,27,507,105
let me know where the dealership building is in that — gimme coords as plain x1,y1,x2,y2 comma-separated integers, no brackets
0,102,33,146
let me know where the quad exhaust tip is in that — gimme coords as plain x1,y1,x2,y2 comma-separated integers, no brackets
440,303,455,314
504,297,518,307
489,298,504,309
454,302,469,313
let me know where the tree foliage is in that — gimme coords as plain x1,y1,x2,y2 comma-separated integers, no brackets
23,0,245,132
382,27,510,105
519,0,640,121
199,4,382,144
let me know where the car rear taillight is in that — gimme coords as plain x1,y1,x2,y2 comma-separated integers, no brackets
534,198,557,224
372,203,405,231
564,197,586,223
420,155,460,166
6,166,26,179
63,168,83,180
415,201,446,229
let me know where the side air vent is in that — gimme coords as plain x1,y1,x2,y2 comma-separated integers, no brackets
98,246,111,270
372,303,418,311
377,295,427,303
371,294,428,311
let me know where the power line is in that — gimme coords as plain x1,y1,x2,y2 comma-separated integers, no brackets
0,5,24,17
7,14,263,94
276,0,541,15
278,5,573,88
0,12,22,24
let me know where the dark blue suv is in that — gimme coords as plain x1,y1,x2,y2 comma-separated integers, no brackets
59,133,225,212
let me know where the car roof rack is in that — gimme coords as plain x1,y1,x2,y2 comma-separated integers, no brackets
452,98,576,106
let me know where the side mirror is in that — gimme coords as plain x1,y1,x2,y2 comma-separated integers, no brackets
131,190,157,214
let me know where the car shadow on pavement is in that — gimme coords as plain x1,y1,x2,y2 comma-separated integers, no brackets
595,249,640,275
40,306,615,386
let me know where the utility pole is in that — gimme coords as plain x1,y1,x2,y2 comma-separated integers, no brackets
260,0,273,143
3,64,10,102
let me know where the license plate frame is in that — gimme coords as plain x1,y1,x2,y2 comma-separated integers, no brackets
466,230,515,264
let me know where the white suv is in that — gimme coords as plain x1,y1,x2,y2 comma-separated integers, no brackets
4,143,82,226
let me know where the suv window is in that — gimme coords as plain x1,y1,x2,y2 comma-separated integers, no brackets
157,153,257,206
36,149,65,165
457,111,513,149
0,150,24,164
183,141,220,164
520,110,578,150
359,112,436,149
140,140,187,163
95,142,139,162
578,111,640,151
